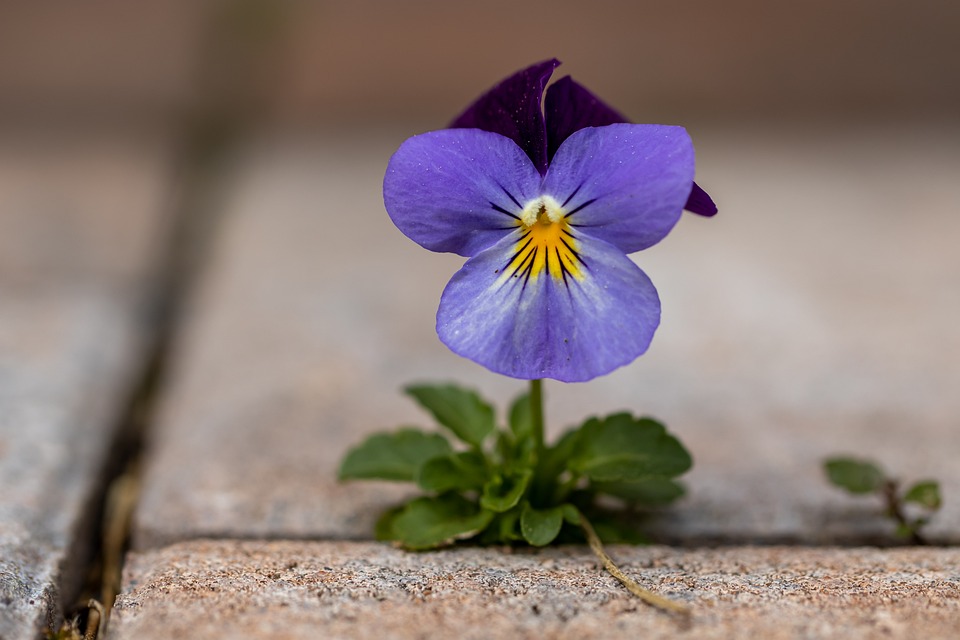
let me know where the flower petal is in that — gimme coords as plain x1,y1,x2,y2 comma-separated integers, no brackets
684,181,718,217
436,231,660,382
384,129,542,257
544,76,628,162
543,123,694,254
545,77,717,218
449,59,559,175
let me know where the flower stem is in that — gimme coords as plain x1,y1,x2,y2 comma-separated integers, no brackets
579,513,691,617
529,379,545,464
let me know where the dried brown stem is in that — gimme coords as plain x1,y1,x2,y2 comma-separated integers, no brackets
579,514,691,617
881,479,926,545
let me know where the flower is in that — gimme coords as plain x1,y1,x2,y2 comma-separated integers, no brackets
383,60,715,382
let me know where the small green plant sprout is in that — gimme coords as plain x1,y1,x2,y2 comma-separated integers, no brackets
823,456,942,544
340,382,693,615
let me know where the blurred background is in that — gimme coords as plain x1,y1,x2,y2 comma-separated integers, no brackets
1,0,958,133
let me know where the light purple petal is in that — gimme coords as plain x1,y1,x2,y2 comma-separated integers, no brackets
544,76,628,162
543,124,694,254
685,181,718,216
436,232,660,382
449,59,559,174
384,129,542,257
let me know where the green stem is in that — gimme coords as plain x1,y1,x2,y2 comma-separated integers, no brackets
579,513,691,617
529,379,545,464
528,379,552,506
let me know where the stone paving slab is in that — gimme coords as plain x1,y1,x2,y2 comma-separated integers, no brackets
132,127,960,549
109,540,960,639
0,132,171,639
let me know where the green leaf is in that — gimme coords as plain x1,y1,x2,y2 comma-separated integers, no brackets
904,480,942,510
540,427,583,482
495,430,534,473
593,477,686,506
568,414,692,482
338,429,452,482
417,451,488,492
391,494,494,549
374,504,405,541
480,469,533,513
508,392,532,440
824,457,885,494
406,383,495,447
479,508,524,545
561,503,581,525
520,504,564,546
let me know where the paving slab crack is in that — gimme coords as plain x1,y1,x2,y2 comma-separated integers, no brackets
50,130,240,640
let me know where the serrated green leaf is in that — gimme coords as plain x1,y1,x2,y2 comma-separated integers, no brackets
593,477,686,506
508,392,532,440
417,451,488,492
338,429,452,482
568,413,692,482
520,504,564,546
391,494,494,550
904,480,942,510
480,469,533,512
406,383,495,447
824,457,885,494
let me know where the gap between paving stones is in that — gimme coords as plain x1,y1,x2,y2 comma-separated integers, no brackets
0,131,184,640
48,134,242,640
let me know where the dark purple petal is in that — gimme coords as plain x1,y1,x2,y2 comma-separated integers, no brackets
543,124,694,254
449,59,560,175
544,76,628,162
684,181,718,216
436,231,660,382
384,129,541,257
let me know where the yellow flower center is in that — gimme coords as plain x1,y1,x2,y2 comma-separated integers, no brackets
502,195,585,283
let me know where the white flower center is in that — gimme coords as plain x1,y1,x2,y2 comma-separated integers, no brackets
519,194,565,228
501,194,585,283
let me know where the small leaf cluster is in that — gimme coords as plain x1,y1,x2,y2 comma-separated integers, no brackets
824,456,942,543
339,383,693,550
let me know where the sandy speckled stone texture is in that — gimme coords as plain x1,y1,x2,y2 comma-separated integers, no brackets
110,541,960,640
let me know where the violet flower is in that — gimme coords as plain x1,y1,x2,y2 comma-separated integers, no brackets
384,60,715,382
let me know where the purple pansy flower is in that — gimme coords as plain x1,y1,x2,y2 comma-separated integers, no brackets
384,60,716,382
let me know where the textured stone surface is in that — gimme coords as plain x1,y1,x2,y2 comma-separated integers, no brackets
132,127,960,549
109,540,960,640
0,132,170,639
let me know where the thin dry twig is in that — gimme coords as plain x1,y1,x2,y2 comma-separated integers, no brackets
579,515,691,617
